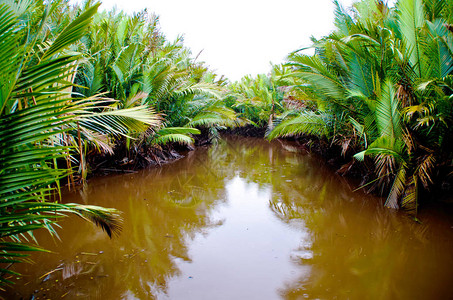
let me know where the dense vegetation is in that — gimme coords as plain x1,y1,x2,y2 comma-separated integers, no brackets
229,0,453,216
2,0,453,287
0,0,237,285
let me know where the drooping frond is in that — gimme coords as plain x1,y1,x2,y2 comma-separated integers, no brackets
267,111,331,139
62,204,123,238
400,174,418,215
150,127,200,146
415,154,435,188
186,104,238,128
0,2,131,283
385,164,407,209
77,100,161,136
174,82,224,100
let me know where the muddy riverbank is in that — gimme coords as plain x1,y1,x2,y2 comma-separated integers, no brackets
5,136,453,299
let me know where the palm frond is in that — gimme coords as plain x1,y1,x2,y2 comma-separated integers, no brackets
415,154,435,188
41,3,101,60
111,43,140,83
398,0,426,77
0,3,24,114
267,111,330,139
0,2,129,284
150,127,200,146
400,174,418,214
375,79,402,139
385,164,407,209
186,105,238,128
62,204,123,238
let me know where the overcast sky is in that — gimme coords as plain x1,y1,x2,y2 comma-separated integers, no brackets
89,0,359,81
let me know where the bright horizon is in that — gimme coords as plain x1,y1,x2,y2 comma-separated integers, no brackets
77,0,365,81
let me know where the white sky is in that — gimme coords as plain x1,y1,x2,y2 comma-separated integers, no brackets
91,0,359,81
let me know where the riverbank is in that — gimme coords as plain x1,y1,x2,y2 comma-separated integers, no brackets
221,126,453,209
6,135,453,299
222,125,369,182
80,124,452,211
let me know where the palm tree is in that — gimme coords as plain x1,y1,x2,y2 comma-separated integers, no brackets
227,66,288,128
74,8,239,151
0,0,159,284
268,0,453,213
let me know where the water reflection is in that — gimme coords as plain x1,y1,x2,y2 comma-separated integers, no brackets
4,136,453,299
161,176,310,299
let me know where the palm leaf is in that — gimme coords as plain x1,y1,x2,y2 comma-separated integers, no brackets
398,0,426,78
186,105,238,128
400,174,418,214
0,2,127,284
375,79,402,139
385,164,407,209
0,2,25,114
267,111,330,139
41,3,100,60
150,127,200,146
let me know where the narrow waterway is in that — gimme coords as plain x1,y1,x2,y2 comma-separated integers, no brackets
5,136,453,299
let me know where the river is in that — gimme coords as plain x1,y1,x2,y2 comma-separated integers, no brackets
5,136,453,299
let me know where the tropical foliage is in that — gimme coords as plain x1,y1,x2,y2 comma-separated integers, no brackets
73,7,238,153
226,64,294,127
264,0,453,214
0,0,237,285
4,0,453,288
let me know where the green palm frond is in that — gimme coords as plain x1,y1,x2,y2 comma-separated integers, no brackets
77,60,104,97
41,3,100,60
77,100,161,136
333,0,353,35
0,3,25,114
150,126,200,146
375,79,402,139
288,54,346,100
425,19,453,78
398,0,426,78
186,104,238,128
354,136,405,162
0,98,123,281
152,133,194,146
61,204,122,238
0,2,131,284
348,53,374,98
267,111,331,139
174,82,224,100
111,43,140,83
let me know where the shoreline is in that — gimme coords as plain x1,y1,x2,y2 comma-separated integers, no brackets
79,127,453,210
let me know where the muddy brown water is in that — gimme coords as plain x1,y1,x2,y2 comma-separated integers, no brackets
4,136,453,299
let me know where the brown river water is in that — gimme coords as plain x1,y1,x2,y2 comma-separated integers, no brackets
4,136,453,299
